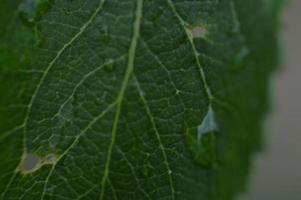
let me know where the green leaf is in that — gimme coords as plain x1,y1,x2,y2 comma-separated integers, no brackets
0,0,282,199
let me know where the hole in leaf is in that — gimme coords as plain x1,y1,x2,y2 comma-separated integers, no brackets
185,106,219,168
197,106,218,142
21,153,58,173
21,154,40,172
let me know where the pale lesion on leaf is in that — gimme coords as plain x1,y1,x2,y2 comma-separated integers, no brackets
186,24,209,39
20,153,58,174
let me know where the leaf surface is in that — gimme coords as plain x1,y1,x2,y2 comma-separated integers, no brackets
0,0,282,199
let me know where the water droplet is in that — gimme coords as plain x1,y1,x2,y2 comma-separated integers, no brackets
142,162,154,177
19,11,35,28
55,92,61,100
187,24,208,38
46,186,55,193
95,92,107,105
95,98,103,105
64,9,72,16
229,47,249,71
142,164,149,177
19,0,54,26
141,153,153,177
34,26,47,47
99,26,110,44
104,59,115,73
138,96,144,105
35,0,54,21
186,106,218,168
151,7,163,27
36,36,47,47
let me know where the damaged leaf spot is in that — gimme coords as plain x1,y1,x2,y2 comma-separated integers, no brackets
21,153,58,173
185,106,218,168
21,153,40,172
19,0,54,27
42,153,58,164
186,25,208,38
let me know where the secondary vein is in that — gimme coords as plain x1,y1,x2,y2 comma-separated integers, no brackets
50,55,125,124
134,76,176,200
166,0,213,102
99,0,143,199
22,0,106,151
166,0,242,115
40,103,116,200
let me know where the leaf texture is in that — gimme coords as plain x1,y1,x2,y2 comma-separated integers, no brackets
0,0,282,199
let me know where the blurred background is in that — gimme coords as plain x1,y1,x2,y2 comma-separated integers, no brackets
246,0,301,199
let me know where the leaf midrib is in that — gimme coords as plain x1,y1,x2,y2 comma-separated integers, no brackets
99,0,144,199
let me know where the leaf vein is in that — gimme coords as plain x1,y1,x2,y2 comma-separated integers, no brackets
23,0,107,150
166,0,213,102
40,102,116,200
134,76,176,200
116,147,152,200
98,0,143,199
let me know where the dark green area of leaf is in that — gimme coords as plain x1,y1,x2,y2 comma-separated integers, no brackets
0,0,283,199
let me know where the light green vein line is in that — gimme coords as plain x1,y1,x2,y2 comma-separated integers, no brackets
51,55,125,122
0,125,25,198
0,126,26,200
40,103,116,200
5,1,106,197
99,0,143,199
166,0,213,101
0,168,18,199
22,0,106,151
134,76,176,200
75,185,98,200
107,179,118,200
141,40,185,108
0,124,24,141
116,147,152,200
